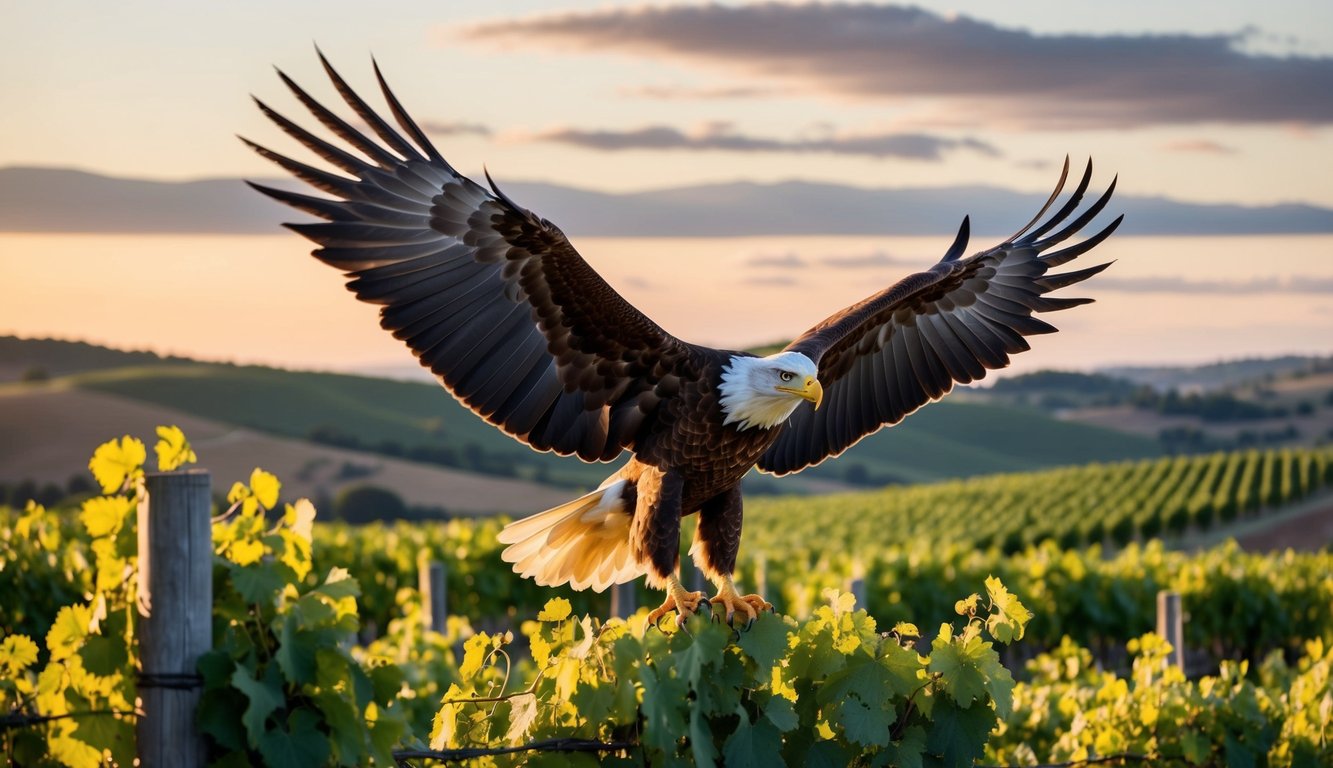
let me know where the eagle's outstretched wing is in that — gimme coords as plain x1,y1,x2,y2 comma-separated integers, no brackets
246,53,700,462
758,158,1120,476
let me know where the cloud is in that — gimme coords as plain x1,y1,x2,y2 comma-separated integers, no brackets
526,123,998,160
619,84,785,100
741,274,798,287
1099,275,1333,294
419,120,492,137
461,4,1333,129
1160,139,1237,154
818,250,914,269
742,252,808,269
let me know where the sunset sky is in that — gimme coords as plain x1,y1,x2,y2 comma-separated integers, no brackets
2,1,1331,373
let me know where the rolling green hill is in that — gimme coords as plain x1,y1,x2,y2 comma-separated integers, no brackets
3,336,1162,492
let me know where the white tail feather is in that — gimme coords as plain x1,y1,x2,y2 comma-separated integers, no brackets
498,478,642,593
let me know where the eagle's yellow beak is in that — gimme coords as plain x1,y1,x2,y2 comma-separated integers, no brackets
778,376,824,410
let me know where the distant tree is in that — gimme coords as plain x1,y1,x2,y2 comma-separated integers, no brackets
20,366,49,383
66,474,96,497
333,484,407,524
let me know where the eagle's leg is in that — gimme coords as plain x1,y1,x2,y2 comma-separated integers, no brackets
645,574,708,629
693,487,774,627
709,576,774,626
633,468,706,629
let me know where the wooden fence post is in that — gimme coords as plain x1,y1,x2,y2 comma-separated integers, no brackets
1156,591,1185,671
136,470,212,768
610,581,637,619
420,560,447,634
849,558,867,609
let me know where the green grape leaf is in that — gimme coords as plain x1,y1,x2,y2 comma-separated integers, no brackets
230,561,287,606
764,695,799,732
312,690,362,766
738,612,795,671
257,709,330,768
73,710,133,761
154,425,197,471
640,663,689,754
197,687,248,752
88,435,146,493
928,623,988,709
232,664,284,744
78,633,128,677
880,640,928,697
924,696,996,768
874,725,927,768
1181,730,1211,765
803,739,854,768
274,616,322,685
0,634,38,674
689,705,719,767
368,662,404,704
722,707,783,768
839,695,894,748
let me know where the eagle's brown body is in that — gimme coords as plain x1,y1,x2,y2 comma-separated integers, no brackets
249,53,1121,624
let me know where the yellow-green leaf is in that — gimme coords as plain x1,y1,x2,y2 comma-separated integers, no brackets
88,436,146,494
47,604,93,661
154,425,197,471
459,634,491,680
954,594,981,617
250,468,280,510
285,498,316,542
229,539,265,567
0,635,39,673
79,495,133,538
537,597,572,622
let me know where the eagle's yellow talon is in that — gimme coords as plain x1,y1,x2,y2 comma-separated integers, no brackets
709,577,772,627
647,575,706,631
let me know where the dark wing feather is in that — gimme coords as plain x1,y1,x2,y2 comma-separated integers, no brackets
758,158,1120,476
245,52,700,462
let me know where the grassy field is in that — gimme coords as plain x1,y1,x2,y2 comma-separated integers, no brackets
3,336,1164,494
0,383,572,514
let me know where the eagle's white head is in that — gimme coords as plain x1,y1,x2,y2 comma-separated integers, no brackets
719,351,824,430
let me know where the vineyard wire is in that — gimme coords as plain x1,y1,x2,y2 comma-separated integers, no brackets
0,709,138,730
976,754,1156,768
392,737,638,765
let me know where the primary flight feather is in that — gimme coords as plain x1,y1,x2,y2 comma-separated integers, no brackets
247,53,1120,627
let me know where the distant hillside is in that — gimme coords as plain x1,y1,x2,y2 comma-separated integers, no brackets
0,336,1162,492
0,335,195,381
5,166,1333,236
1102,356,1333,392
973,357,1333,453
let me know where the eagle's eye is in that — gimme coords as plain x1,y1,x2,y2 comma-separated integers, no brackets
779,371,795,382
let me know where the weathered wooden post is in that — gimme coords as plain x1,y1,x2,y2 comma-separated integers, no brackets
136,470,212,768
752,552,767,602
610,581,637,618
1156,591,1185,671
849,558,867,609
420,560,447,634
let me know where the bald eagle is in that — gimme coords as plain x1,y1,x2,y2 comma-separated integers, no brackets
247,54,1119,627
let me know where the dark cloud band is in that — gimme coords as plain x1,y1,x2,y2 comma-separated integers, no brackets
462,3,1333,129
528,123,998,160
